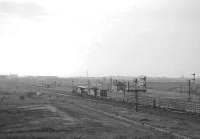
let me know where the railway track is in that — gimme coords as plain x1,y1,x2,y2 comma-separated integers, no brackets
35,87,192,139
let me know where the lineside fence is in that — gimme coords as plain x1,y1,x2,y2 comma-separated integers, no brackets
37,86,200,114
107,92,200,114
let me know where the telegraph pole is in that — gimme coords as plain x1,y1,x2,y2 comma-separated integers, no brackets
135,79,138,111
144,76,147,89
110,77,113,93
87,70,90,94
72,79,74,93
127,81,130,91
188,73,196,101
192,73,196,81
188,80,191,100
123,81,126,103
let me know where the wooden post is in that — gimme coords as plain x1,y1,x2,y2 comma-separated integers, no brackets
128,81,130,91
143,76,147,89
72,80,74,93
123,87,126,103
135,78,139,111
188,80,191,101
135,90,138,111
110,78,113,93
94,88,97,98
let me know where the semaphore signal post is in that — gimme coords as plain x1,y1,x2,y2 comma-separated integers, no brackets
127,77,147,111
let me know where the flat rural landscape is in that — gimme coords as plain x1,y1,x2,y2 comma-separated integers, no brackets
1,0,200,138
0,76,200,139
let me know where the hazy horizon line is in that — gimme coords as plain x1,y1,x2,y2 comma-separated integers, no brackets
0,73,195,79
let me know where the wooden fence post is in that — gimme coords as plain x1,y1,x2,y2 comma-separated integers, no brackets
135,90,138,112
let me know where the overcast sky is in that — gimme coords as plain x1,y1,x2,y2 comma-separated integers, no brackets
0,0,199,77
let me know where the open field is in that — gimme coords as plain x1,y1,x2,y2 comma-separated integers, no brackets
0,77,200,138
147,81,200,102
0,88,169,139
